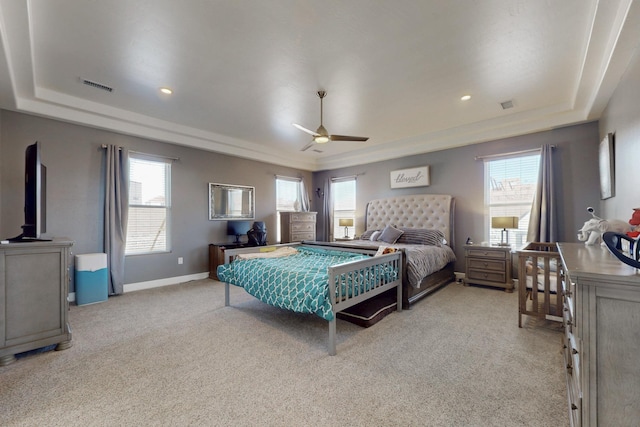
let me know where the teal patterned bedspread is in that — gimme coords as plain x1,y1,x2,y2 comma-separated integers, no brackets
217,246,394,321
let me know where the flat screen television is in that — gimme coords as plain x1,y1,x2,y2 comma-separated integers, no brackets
8,141,49,242
227,220,251,244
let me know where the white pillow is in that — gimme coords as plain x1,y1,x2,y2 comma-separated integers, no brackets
370,230,381,241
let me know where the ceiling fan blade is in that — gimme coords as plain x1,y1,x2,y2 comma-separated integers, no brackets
293,123,320,137
329,135,369,142
300,141,316,152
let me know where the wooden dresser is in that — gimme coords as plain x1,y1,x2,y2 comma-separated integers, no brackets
0,239,74,366
209,242,245,280
557,242,640,426
280,212,316,243
464,244,513,292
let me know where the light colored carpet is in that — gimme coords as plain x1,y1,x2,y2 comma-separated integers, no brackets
0,280,568,426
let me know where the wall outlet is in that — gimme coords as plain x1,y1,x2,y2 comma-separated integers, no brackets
454,271,465,283
178,257,183,265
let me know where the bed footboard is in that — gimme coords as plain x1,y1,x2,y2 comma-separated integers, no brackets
327,251,403,355
221,244,402,356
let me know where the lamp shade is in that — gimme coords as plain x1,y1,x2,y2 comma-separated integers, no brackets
491,216,519,229
339,218,354,227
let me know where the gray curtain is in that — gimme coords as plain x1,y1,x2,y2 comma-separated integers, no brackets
320,179,332,241
527,144,557,242
104,145,129,295
297,180,310,212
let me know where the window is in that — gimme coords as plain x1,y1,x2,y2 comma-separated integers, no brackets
276,176,301,242
332,177,356,239
126,155,171,254
485,153,540,246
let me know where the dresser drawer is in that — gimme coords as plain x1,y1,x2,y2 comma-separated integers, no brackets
466,248,507,259
290,212,316,222
468,269,506,283
291,222,315,232
562,328,581,427
467,258,505,271
290,232,315,241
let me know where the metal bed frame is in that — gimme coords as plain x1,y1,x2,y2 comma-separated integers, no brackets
222,243,403,355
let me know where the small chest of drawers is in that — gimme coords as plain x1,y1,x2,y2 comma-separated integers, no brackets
464,245,513,292
558,243,640,426
280,212,317,243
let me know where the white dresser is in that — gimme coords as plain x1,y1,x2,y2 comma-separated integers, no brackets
280,212,316,243
557,243,640,426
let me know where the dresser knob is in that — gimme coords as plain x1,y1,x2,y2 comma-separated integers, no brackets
572,348,578,355
566,320,572,326
571,403,578,410
483,262,488,267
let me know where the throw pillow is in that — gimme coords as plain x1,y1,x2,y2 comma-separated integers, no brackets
360,229,378,240
378,224,404,244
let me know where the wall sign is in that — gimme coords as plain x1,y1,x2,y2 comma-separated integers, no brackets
390,166,430,188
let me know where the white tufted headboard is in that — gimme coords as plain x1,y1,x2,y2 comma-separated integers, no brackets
365,194,455,249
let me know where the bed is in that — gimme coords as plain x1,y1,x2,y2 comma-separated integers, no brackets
517,242,563,327
217,244,402,355
307,194,457,310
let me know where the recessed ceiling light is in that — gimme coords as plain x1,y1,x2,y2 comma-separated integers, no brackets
461,95,471,101
160,87,173,95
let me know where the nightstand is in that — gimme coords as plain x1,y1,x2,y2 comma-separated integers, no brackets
464,244,513,292
209,242,246,280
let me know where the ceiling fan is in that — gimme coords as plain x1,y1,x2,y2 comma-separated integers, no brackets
293,90,369,152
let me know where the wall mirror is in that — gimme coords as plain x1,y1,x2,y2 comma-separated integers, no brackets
208,183,255,220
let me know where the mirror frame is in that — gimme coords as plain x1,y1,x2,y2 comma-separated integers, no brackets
208,183,255,220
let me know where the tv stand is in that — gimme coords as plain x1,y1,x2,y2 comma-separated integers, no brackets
0,238,73,365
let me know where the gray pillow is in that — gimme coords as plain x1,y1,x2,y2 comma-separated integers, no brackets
396,228,445,247
360,229,378,240
377,225,404,244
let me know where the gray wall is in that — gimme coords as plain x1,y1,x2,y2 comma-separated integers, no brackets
0,109,311,289
599,49,640,221
313,122,601,271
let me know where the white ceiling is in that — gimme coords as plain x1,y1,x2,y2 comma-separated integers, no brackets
1,0,639,171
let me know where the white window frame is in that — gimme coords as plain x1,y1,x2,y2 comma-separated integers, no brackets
484,152,540,247
331,177,356,240
126,154,171,255
276,176,301,242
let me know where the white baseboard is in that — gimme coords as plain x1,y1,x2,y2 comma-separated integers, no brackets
68,272,210,302
124,272,210,293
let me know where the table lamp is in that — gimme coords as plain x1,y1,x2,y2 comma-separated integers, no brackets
339,218,354,238
491,216,519,246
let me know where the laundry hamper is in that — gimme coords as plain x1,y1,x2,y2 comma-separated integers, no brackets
517,242,563,327
75,253,108,306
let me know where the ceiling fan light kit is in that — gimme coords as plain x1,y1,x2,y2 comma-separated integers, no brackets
294,90,369,151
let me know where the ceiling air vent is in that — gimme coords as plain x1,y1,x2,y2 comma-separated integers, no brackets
500,100,514,110
81,78,113,93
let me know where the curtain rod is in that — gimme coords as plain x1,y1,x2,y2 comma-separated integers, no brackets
474,145,555,161
331,172,364,181
275,174,303,180
101,144,179,161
